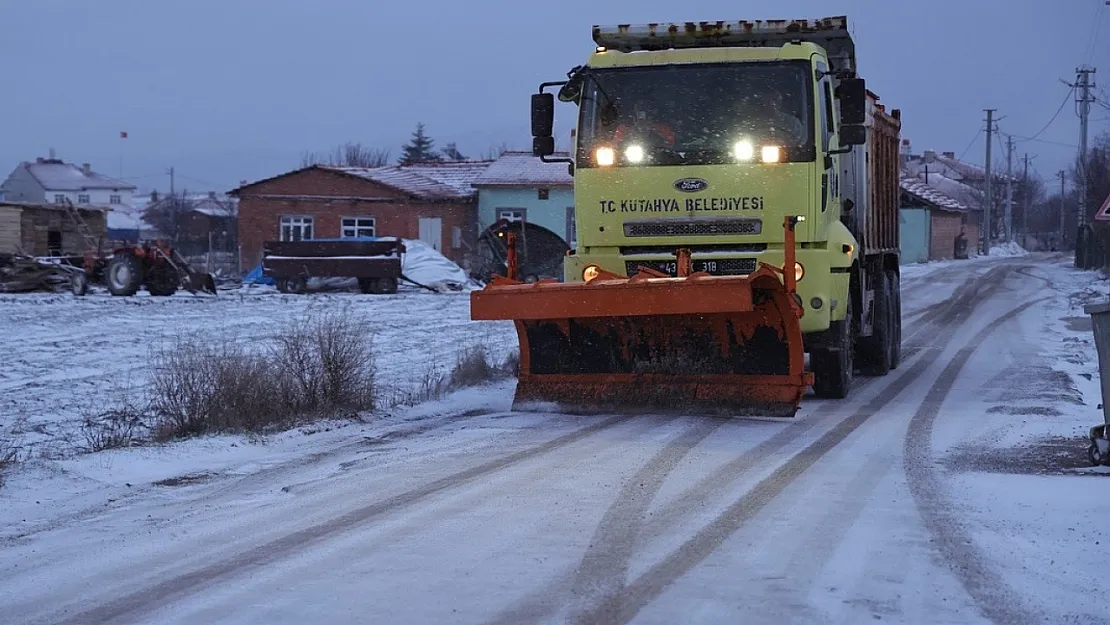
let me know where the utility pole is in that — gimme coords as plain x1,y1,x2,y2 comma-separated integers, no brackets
167,167,175,195
1019,153,1030,241
1058,170,1067,247
1005,135,1014,243
983,109,996,255
1074,66,1096,228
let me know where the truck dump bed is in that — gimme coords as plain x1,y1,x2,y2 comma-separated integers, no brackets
864,92,902,256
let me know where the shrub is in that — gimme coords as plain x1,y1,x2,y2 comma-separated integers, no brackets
149,306,377,440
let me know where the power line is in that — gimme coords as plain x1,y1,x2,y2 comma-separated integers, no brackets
956,128,983,161
1012,86,1076,143
1085,0,1105,65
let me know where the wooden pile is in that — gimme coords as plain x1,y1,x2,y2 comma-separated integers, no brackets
0,254,76,293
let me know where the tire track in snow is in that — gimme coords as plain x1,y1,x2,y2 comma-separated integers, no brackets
562,419,724,625
760,264,1024,608
903,298,1050,625
565,267,1023,624
50,414,630,625
486,264,1019,625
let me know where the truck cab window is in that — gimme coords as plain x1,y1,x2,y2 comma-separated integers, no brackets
576,61,815,167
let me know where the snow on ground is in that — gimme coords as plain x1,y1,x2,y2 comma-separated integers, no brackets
988,240,1029,257
1,252,1109,624
0,287,518,461
919,256,1110,621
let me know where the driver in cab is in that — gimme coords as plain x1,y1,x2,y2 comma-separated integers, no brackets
606,103,676,149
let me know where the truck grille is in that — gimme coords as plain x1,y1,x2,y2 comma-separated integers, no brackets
624,219,762,237
625,258,758,277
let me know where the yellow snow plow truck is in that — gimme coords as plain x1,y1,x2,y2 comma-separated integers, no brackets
471,17,903,417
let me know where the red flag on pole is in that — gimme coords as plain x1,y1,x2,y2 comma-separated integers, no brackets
120,131,128,139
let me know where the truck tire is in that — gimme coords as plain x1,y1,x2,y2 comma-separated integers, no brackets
146,266,179,297
277,277,307,294
812,296,854,399
358,277,398,294
105,254,142,297
858,270,893,376
888,269,902,370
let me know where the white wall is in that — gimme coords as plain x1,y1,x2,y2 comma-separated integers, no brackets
43,188,134,207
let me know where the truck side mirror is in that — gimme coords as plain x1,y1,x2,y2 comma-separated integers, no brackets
840,124,867,146
838,77,867,126
532,93,555,138
532,93,556,157
533,136,556,157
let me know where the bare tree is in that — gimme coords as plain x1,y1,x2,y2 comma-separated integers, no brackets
141,189,196,242
301,142,391,168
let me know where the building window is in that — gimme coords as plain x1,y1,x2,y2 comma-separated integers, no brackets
280,216,313,241
77,194,90,204
341,217,375,238
54,194,65,204
498,208,527,222
452,225,462,249
538,188,550,200
566,206,576,246
109,195,122,204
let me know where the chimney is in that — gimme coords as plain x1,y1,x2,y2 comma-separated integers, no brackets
82,163,92,176
941,151,955,160
924,150,936,163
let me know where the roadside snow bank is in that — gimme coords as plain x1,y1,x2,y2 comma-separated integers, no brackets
989,241,1028,257
400,239,473,291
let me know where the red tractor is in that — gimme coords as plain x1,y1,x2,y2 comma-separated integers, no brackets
69,240,217,297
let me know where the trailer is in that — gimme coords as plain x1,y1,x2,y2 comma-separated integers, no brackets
262,238,405,295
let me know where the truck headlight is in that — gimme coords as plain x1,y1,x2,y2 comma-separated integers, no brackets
761,145,781,163
583,265,601,282
733,141,754,161
596,147,615,166
794,262,805,281
624,144,645,163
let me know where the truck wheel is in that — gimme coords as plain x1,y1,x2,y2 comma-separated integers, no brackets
812,297,854,399
358,277,398,294
105,254,142,296
858,270,893,376
277,277,307,294
888,269,902,369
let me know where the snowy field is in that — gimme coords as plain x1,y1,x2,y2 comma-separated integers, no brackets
3,250,1110,624
0,284,519,460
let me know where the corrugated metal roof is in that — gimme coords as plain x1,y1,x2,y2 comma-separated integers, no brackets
327,161,494,200
900,176,973,212
22,160,138,192
471,151,573,188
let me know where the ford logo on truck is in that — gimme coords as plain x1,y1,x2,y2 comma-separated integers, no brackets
673,178,709,193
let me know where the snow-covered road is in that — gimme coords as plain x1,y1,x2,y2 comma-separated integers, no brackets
3,254,1109,625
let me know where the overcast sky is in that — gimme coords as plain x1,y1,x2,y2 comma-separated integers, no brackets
1,0,1107,195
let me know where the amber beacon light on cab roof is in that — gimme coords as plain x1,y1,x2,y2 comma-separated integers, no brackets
471,16,903,418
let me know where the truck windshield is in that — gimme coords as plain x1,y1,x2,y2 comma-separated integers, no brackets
576,61,815,167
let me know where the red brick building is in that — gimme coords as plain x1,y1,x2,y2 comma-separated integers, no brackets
229,162,492,271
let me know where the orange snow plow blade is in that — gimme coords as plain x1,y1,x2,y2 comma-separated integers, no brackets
471,217,814,418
